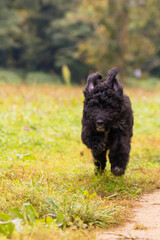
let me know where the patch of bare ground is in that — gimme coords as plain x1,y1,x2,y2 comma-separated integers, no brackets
97,189,160,240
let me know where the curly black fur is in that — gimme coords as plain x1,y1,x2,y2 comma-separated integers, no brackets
81,68,133,176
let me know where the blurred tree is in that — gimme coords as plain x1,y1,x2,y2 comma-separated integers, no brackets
128,0,156,73
12,0,91,82
0,0,160,83
73,0,131,83
0,0,23,67
137,0,160,77
48,10,93,82
75,0,158,83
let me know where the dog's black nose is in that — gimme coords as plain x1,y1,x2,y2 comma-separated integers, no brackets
96,119,104,126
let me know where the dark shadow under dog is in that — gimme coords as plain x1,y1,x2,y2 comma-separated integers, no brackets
81,67,133,176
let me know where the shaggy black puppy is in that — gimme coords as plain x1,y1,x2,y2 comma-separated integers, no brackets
81,67,133,176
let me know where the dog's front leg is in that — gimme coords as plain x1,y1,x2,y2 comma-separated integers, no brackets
91,136,107,174
92,149,107,174
81,127,107,174
109,133,131,176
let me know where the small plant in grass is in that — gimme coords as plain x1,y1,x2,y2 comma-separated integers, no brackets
134,224,148,230
41,192,122,229
0,203,37,238
0,196,119,237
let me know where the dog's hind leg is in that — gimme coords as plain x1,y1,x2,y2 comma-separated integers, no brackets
92,150,107,174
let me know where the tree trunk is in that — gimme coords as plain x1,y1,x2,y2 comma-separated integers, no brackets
117,0,129,85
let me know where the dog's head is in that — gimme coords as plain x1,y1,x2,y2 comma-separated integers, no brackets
83,68,124,132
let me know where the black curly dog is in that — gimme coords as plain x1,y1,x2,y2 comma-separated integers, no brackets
81,67,133,176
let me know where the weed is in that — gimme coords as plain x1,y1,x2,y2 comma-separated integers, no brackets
134,224,148,230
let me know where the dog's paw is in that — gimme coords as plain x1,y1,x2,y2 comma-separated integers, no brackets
93,142,106,153
97,142,106,152
111,167,125,176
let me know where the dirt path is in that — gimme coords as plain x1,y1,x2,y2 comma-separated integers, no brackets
97,190,160,240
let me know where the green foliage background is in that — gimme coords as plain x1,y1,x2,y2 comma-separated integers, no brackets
0,0,160,84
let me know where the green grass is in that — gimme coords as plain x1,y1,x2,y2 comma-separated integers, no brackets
127,77,160,89
0,85,160,239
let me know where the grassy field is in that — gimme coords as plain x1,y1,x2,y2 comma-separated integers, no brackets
0,85,160,239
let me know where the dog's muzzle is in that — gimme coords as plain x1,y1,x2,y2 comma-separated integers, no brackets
96,119,105,132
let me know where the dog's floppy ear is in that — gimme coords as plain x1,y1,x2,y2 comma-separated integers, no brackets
106,67,123,94
85,72,102,93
